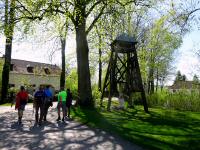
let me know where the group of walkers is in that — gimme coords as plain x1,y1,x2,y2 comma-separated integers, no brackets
14,85,72,126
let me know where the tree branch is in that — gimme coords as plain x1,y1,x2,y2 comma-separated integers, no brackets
16,0,34,17
115,0,136,7
184,7,200,23
86,0,103,17
86,5,105,35
15,0,76,25
116,0,151,7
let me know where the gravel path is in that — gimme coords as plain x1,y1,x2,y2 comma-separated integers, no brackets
0,103,144,150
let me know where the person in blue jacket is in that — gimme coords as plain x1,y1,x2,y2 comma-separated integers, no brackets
43,85,53,121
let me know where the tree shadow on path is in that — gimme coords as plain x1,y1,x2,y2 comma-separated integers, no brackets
0,106,142,150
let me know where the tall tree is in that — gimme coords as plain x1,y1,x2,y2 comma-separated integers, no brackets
174,70,187,82
175,70,182,82
193,74,199,83
54,16,69,90
1,0,16,103
96,26,103,91
139,15,182,94
182,74,187,81
0,0,45,103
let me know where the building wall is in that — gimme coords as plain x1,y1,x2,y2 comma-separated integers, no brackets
9,72,60,90
168,88,200,93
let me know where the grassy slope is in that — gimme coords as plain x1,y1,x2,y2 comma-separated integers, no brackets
71,105,200,150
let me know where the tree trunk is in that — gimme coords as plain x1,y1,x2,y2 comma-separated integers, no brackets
60,38,66,89
96,26,102,91
160,77,164,91
98,34,102,92
1,37,13,103
75,23,93,107
150,80,154,94
148,67,154,94
1,0,15,103
156,68,159,91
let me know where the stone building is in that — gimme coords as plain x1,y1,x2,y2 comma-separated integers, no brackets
168,81,200,93
1,58,61,93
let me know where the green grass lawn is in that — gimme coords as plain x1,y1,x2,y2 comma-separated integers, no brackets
71,105,200,150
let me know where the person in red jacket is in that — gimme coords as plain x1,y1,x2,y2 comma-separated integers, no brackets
15,86,28,124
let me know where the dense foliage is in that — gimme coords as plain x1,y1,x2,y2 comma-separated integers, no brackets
147,89,200,112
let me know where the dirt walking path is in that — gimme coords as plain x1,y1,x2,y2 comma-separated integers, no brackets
0,103,144,150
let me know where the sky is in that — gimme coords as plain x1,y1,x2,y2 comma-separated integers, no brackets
0,32,77,65
175,29,200,80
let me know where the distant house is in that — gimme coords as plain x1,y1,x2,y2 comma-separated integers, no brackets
0,57,61,93
168,81,200,93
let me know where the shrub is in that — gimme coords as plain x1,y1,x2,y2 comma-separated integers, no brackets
147,89,200,112
66,69,79,100
130,92,142,105
91,84,101,107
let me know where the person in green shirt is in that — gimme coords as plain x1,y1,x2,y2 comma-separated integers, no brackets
57,87,67,122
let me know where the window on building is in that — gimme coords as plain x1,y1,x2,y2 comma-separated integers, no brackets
44,67,51,74
8,84,15,88
27,66,34,73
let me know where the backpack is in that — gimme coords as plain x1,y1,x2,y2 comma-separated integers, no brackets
34,90,45,101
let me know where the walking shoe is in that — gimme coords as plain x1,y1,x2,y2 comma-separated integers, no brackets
62,117,65,122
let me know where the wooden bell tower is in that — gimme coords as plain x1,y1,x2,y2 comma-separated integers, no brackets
101,34,148,113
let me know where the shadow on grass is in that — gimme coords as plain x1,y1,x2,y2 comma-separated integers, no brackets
72,106,200,150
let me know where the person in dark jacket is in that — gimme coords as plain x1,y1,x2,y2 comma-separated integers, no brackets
34,85,45,125
66,89,72,118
